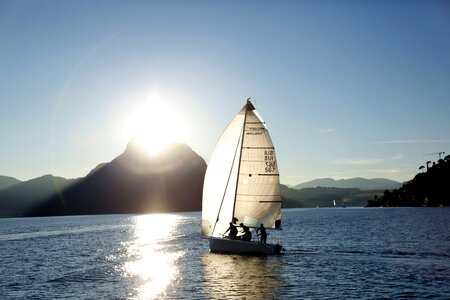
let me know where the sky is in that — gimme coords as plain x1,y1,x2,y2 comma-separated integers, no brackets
0,0,449,186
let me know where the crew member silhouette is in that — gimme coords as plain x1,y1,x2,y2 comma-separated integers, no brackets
240,223,252,241
224,222,238,239
256,223,267,244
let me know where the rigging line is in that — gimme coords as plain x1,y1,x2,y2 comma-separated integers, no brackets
211,121,244,236
231,101,252,223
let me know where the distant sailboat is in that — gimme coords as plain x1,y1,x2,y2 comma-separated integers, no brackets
201,100,283,255
333,199,336,207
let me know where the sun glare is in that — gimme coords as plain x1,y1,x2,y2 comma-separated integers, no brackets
123,94,191,156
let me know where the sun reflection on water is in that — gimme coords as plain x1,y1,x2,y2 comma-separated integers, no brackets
123,214,181,299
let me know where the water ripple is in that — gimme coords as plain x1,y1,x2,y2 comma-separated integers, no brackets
1,209,449,299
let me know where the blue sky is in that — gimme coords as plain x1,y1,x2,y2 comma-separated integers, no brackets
0,0,449,185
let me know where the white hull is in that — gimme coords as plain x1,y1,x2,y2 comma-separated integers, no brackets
208,237,282,255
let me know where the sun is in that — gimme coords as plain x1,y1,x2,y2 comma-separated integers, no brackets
123,94,190,156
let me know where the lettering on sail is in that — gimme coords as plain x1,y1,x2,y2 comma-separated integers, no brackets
246,126,265,135
264,150,276,173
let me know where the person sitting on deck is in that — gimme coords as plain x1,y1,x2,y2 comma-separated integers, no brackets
256,223,267,244
239,223,252,241
224,222,238,239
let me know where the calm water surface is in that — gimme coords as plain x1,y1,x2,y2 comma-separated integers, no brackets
1,208,449,299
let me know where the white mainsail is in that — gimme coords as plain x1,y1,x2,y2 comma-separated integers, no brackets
202,100,281,239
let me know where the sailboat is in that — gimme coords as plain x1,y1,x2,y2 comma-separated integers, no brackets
202,99,284,255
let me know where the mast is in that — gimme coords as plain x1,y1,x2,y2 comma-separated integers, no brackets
231,99,253,224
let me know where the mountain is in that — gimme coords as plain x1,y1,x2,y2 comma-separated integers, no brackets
0,142,207,218
0,176,22,190
86,163,108,176
294,177,401,190
0,175,79,217
2,141,395,217
281,184,381,208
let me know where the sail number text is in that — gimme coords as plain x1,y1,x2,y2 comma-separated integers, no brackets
264,150,276,173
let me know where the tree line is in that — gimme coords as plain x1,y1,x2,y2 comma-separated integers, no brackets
367,155,450,207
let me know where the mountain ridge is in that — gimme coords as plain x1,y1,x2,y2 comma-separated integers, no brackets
294,177,401,190
0,142,207,218
281,184,382,208
0,175,22,190
0,142,406,217
0,174,79,217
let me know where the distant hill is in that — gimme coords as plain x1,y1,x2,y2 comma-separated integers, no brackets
281,184,381,208
294,177,401,190
0,176,22,190
0,142,207,218
0,175,79,217
2,142,398,217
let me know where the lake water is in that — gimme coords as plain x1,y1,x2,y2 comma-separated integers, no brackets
1,208,449,299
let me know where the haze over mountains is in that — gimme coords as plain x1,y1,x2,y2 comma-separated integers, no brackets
0,142,206,217
0,176,22,190
0,175,402,196
0,142,404,217
294,178,402,190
